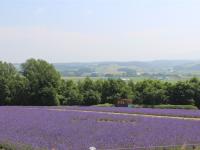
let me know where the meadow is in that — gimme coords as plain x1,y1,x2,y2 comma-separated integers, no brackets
1,106,200,150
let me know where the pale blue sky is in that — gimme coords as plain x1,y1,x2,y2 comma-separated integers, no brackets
1,0,200,63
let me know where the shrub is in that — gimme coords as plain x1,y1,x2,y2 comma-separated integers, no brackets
0,141,44,150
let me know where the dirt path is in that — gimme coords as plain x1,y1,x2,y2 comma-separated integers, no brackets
43,108,200,121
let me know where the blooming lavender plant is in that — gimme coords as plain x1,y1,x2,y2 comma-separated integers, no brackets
0,107,200,150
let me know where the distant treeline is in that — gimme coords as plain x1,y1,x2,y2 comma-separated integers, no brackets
1,58,200,108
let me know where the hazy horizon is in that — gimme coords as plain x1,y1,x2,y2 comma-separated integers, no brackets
1,0,200,63
8,59,200,64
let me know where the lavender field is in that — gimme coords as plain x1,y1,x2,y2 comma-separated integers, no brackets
0,107,200,150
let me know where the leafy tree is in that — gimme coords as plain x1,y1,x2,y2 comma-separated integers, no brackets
101,79,132,104
94,79,104,94
83,90,101,106
9,76,29,105
0,78,10,105
128,80,136,99
189,77,200,108
59,80,83,105
38,87,59,105
78,77,96,92
21,59,61,105
78,77,102,105
134,80,168,105
0,61,20,105
168,81,194,105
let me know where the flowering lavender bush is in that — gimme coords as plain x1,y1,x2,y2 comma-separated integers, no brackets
0,107,200,150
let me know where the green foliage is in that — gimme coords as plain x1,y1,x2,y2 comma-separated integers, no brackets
129,104,198,109
168,81,195,105
21,59,61,106
189,77,200,108
59,80,83,105
9,76,29,105
1,59,200,108
0,141,44,150
82,90,101,106
78,77,101,105
0,61,21,105
134,80,169,105
94,103,114,107
101,79,133,104
151,105,198,109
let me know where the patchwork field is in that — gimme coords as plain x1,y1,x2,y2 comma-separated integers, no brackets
0,107,200,150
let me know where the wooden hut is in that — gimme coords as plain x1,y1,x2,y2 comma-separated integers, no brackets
115,99,133,107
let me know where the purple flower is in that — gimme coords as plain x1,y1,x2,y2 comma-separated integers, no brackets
0,106,200,150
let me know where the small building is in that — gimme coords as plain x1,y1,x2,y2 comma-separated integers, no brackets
115,99,133,107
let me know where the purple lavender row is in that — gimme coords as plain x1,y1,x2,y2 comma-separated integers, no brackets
4,105,200,118
4,106,200,118
0,107,200,150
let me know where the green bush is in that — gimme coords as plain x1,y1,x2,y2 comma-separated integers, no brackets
0,141,44,150
94,103,114,107
132,104,198,109
152,105,198,109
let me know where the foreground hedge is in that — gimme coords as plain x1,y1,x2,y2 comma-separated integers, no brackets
131,104,198,109
0,141,44,150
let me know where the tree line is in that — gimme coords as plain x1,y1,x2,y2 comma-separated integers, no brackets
1,58,200,108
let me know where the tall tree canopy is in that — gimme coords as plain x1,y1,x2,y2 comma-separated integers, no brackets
21,59,61,105
59,80,83,105
101,79,133,104
0,61,22,105
134,80,169,105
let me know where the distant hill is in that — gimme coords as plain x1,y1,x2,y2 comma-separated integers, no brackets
14,60,200,79
52,60,200,76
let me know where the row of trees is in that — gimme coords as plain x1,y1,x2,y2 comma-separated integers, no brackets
1,59,200,108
